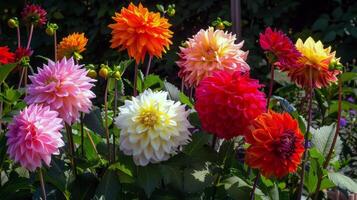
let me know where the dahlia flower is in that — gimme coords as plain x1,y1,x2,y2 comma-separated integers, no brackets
15,47,33,62
21,4,47,27
108,3,173,64
177,27,249,87
115,89,192,166
0,46,15,64
288,37,341,88
25,57,96,124
259,27,301,70
195,70,266,139
245,111,304,178
57,33,88,60
6,104,64,171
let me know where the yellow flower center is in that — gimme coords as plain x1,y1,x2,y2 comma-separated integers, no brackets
138,109,159,128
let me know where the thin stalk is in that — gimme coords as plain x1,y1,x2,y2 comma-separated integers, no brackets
211,135,217,149
189,87,194,100
297,67,313,200
80,113,84,157
65,123,77,176
85,129,98,154
312,78,342,200
113,79,118,162
16,26,21,48
0,84,2,133
133,63,139,96
145,55,153,77
26,24,34,50
38,168,47,200
54,31,58,61
249,172,260,200
18,68,25,89
104,80,111,161
267,63,275,108
181,79,184,92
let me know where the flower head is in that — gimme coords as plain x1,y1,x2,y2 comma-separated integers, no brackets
245,111,304,178
115,89,192,166
0,46,15,64
25,57,96,124
57,33,88,60
288,37,341,88
6,104,64,171
177,27,249,87
259,27,301,70
15,47,33,62
108,3,173,64
21,4,47,27
195,70,266,139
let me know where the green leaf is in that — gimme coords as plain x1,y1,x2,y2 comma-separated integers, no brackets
70,172,98,200
136,165,162,197
340,72,357,82
312,17,329,31
183,131,211,156
94,170,121,200
156,4,165,12
164,81,180,101
329,100,357,114
304,159,318,193
269,183,279,200
143,74,163,90
83,107,105,136
221,176,264,199
311,123,342,159
183,164,215,193
323,31,336,42
0,63,17,83
109,160,134,184
328,172,357,193
179,92,193,108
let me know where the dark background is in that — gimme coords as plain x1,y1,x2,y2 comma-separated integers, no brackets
0,0,356,85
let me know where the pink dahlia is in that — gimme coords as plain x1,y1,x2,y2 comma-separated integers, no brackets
6,104,64,171
195,70,266,139
25,57,96,124
21,4,47,27
177,27,249,87
259,27,301,70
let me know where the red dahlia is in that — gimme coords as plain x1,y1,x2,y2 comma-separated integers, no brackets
259,27,301,70
245,111,304,178
195,70,266,139
0,46,15,65
21,4,47,27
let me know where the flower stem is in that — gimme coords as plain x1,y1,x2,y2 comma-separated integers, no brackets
312,78,342,200
211,135,217,149
297,67,313,200
267,63,275,108
80,112,84,157
26,24,34,50
16,26,21,48
181,79,184,92
85,129,98,155
54,31,58,61
104,80,111,162
145,55,153,77
112,79,118,162
65,123,77,176
18,68,25,89
133,63,139,96
0,84,3,133
38,168,47,200
249,172,260,200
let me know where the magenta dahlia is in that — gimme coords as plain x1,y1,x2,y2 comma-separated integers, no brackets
21,4,47,27
25,57,96,124
195,70,266,139
6,104,64,171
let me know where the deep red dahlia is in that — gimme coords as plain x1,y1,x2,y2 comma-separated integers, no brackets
259,27,301,70
0,46,15,65
21,4,47,26
15,47,33,62
245,111,304,178
195,70,266,139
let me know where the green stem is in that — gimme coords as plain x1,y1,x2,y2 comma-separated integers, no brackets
80,113,84,157
145,55,153,77
267,63,275,109
38,168,47,200
104,80,111,162
112,79,118,162
249,172,260,200
312,78,342,200
54,31,57,61
133,63,139,96
65,123,77,176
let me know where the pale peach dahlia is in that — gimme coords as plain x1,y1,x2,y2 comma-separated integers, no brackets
177,27,249,87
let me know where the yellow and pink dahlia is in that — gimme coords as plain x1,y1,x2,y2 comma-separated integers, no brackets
108,3,173,64
177,27,249,87
25,57,96,124
288,37,341,88
6,104,64,171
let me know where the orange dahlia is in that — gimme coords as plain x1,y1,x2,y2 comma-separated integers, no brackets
108,3,173,64
287,37,341,89
245,111,304,178
57,33,88,60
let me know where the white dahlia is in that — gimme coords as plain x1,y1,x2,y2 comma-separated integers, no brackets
115,89,192,166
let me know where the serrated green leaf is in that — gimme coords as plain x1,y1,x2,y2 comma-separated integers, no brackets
164,81,180,101
328,172,357,193
311,123,342,159
94,170,120,200
0,63,17,83
340,72,357,82
143,74,163,90
136,165,162,197
83,107,105,136
179,92,193,108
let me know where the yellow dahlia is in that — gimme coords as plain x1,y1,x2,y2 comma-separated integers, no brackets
108,3,173,64
288,37,341,88
57,33,88,60
177,27,249,87
115,89,192,166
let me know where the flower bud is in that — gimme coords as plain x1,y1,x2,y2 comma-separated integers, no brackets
8,18,19,28
87,69,97,79
99,67,110,79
